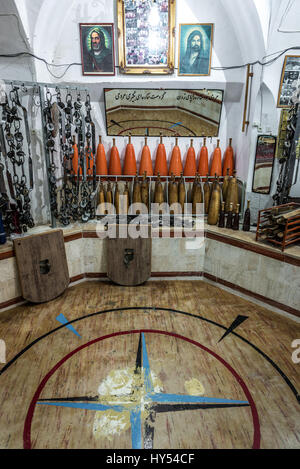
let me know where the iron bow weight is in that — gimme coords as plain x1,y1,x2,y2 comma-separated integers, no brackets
0,84,34,236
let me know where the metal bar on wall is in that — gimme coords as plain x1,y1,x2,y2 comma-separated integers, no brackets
242,64,254,133
2,79,88,93
38,85,56,228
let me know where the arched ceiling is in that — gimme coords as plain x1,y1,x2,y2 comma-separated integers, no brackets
0,0,34,80
253,0,272,49
1,0,296,95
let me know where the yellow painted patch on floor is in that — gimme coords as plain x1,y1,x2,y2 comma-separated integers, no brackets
93,410,131,441
97,368,137,401
184,378,205,396
93,366,163,441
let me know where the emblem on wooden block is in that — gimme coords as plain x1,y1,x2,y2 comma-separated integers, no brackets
123,249,134,269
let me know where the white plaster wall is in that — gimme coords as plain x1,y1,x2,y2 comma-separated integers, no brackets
65,238,85,278
29,0,266,184
84,238,107,273
0,257,21,304
257,0,300,197
3,0,295,224
32,0,246,83
152,238,205,272
0,0,35,81
254,0,272,49
204,238,300,312
14,0,44,47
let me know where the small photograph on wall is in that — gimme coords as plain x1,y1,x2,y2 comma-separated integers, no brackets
79,23,115,76
277,55,300,108
178,23,214,76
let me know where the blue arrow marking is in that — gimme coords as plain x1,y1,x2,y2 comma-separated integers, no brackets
147,393,248,405
170,122,182,129
37,401,125,412
142,333,154,393
130,408,142,449
56,313,81,338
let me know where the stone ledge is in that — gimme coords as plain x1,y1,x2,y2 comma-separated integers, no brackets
1,222,299,265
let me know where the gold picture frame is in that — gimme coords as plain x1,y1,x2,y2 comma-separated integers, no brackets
277,55,300,108
117,0,176,75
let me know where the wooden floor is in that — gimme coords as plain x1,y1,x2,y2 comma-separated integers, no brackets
0,280,299,449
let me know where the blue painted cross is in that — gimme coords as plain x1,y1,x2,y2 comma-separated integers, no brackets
37,333,249,449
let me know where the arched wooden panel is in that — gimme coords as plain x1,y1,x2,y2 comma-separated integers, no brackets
107,234,151,286
14,230,69,303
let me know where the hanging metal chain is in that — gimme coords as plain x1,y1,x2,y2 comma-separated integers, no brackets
41,86,97,226
84,92,97,220
14,85,34,190
0,86,34,234
60,89,78,223
72,90,93,223
56,89,72,226
44,89,59,218
12,87,34,230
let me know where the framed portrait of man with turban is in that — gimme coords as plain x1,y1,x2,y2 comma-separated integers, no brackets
80,23,115,76
178,24,214,76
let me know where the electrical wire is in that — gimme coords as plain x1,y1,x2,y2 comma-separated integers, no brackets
211,46,300,70
0,46,300,79
0,51,81,79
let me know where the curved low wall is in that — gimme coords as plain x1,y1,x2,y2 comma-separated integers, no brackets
0,223,299,318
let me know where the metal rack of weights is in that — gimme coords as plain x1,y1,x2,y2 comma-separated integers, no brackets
39,86,247,230
1,80,246,232
95,173,246,228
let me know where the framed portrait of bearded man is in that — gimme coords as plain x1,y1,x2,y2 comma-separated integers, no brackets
178,24,214,76
80,23,115,76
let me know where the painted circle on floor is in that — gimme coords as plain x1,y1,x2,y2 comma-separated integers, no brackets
23,329,260,449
